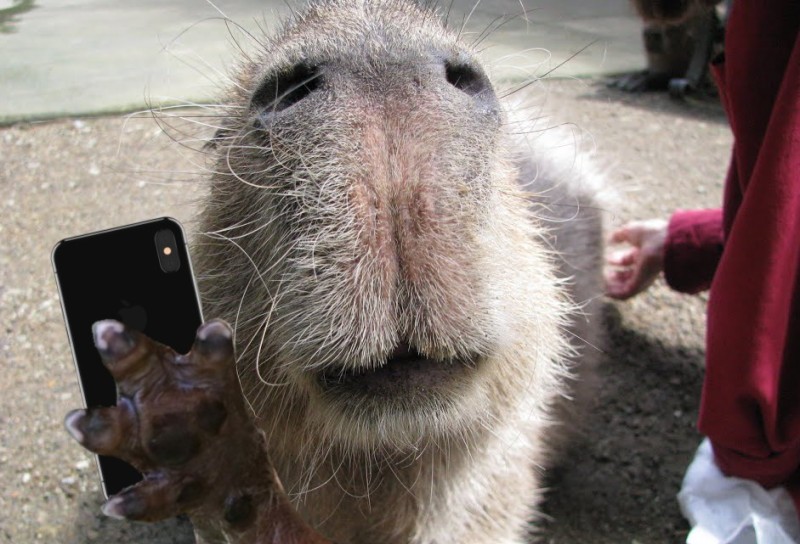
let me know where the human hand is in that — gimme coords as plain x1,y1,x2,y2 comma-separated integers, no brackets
604,219,668,300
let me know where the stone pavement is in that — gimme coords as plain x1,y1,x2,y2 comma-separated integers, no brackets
0,0,645,124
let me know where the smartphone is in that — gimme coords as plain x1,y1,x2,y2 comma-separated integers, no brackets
52,217,203,498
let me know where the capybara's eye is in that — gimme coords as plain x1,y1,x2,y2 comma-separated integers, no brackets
251,62,322,114
444,60,490,96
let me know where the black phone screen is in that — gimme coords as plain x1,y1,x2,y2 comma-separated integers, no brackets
52,217,203,497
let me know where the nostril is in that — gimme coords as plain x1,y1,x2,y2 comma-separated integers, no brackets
445,60,490,96
251,62,322,116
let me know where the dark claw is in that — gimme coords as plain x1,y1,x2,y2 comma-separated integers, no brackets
101,495,130,520
64,405,136,459
193,319,234,363
92,320,136,358
99,474,190,522
91,320,155,391
101,489,147,520
64,409,87,444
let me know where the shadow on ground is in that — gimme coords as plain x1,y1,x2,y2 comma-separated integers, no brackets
583,78,728,124
62,495,194,543
541,303,705,544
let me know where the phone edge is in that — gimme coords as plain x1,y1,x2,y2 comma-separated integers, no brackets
51,238,110,500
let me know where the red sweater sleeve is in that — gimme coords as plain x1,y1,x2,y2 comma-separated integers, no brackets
663,208,724,294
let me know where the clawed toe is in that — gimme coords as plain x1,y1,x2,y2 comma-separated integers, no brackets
92,320,136,358
99,474,204,522
63,404,137,459
64,409,85,443
91,320,156,390
192,320,235,366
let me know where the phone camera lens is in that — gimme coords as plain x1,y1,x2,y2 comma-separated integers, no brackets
154,230,181,273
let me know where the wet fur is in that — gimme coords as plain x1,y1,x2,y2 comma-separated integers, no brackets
192,1,606,542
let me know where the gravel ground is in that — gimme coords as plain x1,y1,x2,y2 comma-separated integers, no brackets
0,78,731,543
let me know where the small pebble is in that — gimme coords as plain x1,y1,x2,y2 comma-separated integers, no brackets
72,119,91,133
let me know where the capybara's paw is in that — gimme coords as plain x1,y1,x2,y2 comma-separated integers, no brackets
64,320,276,524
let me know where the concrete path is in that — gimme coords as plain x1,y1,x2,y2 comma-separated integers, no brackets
0,0,645,124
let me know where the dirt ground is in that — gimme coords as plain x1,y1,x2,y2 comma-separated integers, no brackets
0,78,731,543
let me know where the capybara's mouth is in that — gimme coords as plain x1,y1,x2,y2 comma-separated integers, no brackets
317,341,480,397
